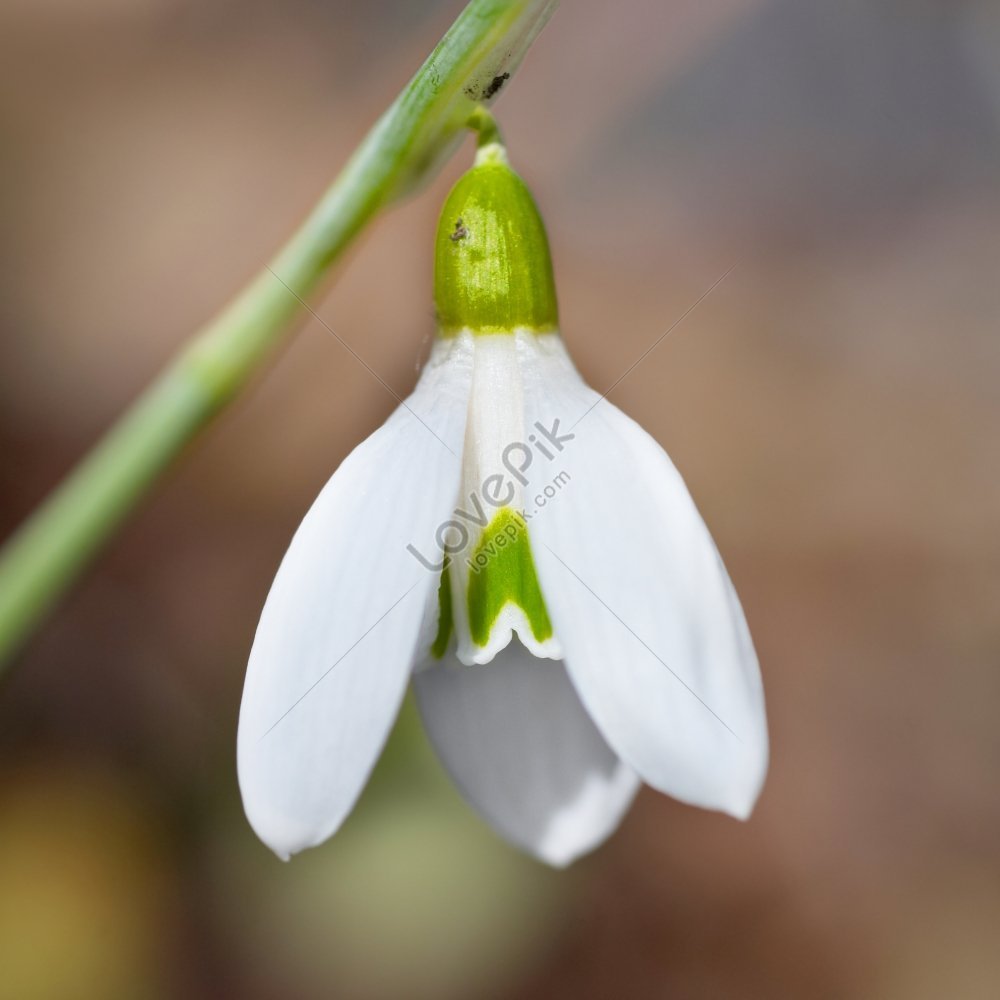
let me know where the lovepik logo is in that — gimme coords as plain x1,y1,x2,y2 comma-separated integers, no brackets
406,417,574,573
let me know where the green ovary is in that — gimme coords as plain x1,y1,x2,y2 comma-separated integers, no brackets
433,149,559,336
466,508,553,647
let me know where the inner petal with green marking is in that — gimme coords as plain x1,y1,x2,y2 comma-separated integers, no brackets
467,508,552,647
439,503,561,666
429,506,561,665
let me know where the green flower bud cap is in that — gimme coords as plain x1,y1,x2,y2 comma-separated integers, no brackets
434,138,558,336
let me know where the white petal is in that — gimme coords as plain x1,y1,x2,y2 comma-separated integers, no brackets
238,337,474,859
520,333,768,819
414,639,639,867
448,334,561,664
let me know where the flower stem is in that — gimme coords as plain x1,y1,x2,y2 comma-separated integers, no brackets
468,106,504,149
0,0,558,670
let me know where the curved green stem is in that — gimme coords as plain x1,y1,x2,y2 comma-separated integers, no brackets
467,106,504,149
0,0,558,670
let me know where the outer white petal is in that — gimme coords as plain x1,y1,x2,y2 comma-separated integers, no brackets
414,639,639,867
238,337,474,859
519,333,768,819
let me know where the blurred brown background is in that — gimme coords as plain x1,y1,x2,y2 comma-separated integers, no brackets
2,1,999,998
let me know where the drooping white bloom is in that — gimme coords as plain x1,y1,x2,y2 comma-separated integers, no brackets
238,138,768,867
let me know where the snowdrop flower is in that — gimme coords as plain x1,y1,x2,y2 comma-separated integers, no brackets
238,133,767,867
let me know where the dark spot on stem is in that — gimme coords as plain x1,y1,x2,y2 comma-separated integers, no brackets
483,72,510,100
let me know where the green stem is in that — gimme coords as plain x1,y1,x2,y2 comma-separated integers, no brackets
467,106,504,148
0,0,558,670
